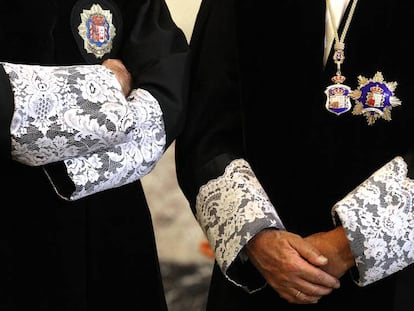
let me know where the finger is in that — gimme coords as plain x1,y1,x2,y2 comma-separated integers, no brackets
295,277,336,297
291,261,340,302
269,259,336,303
291,241,340,289
292,238,328,267
293,289,320,304
297,257,341,289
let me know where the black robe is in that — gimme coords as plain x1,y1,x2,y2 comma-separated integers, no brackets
0,0,189,310
176,0,414,310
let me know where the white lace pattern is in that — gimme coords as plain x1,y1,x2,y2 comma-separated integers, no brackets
332,156,414,286
4,62,165,200
196,158,285,276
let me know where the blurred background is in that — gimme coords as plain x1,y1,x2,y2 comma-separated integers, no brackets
141,1,213,310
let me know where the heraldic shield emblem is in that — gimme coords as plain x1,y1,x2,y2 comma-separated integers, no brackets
71,0,123,63
78,4,116,59
325,83,352,116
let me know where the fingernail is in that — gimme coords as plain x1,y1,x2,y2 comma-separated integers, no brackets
318,255,328,264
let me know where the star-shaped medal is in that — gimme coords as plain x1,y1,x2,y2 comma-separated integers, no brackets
350,72,401,125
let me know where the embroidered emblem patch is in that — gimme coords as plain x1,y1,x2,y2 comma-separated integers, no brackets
350,72,401,125
77,4,116,59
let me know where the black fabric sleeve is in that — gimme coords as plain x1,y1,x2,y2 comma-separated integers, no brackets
0,64,14,161
403,149,414,179
121,0,190,148
175,0,244,209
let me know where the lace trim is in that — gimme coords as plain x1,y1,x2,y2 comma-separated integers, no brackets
4,62,165,200
333,156,414,286
64,89,165,200
196,158,284,275
4,62,132,164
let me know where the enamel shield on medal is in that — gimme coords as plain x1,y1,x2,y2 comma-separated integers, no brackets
325,82,352,115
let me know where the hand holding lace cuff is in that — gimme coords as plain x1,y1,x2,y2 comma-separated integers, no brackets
332,156,414,286
3,62,135,165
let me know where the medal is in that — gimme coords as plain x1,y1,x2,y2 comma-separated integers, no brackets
350,72,401,125
77,4,116,59
324,0,358,115
325,76,352,115
323,1,401,124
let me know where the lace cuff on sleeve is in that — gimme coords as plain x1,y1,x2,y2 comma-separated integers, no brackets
196,158,285,292
58,89,165,200
4,62,166,200
4,62,135,164
332,156,414,286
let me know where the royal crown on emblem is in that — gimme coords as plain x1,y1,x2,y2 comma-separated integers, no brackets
331,87,346,95
331,74,346,84
91,15,105,26
369,85,384,94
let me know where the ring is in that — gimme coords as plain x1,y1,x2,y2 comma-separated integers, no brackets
295,290,302,298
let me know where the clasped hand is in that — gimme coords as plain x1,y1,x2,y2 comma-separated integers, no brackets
246,226,354,304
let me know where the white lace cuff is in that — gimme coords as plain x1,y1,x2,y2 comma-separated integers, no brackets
196,158,285,290
4,62,134,164
4,62,165,200
332,156,414,286
60,89,165,200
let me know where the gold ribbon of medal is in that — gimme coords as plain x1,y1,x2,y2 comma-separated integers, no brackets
324,0,401,124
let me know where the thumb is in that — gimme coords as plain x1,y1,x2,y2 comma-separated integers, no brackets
293,238,328,267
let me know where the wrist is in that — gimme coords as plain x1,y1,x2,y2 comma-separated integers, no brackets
332,226,355,270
